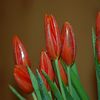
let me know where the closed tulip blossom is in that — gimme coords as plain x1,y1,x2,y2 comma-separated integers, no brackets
12,35,31,67
61,22,75,65
96,12,100,37
14,65,33,93
45,15,61,60
39,51,55,89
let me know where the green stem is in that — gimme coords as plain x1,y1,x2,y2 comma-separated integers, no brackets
32,92,37,100
61,61,89,100
53,59,66,100
67,67,72,95
92,28,96,57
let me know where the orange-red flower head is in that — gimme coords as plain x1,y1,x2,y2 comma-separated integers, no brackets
96,12,100,37
14,65,33,93
45,15,61,60
39,51,55,89
61,22,75,65
12,35,31,67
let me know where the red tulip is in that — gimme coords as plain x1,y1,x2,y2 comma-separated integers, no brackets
61,22,75,65
45,15,61,60
39,51,55,89
96,12,100,37
14,65,33,93
12,35,31,67
58,60,68,85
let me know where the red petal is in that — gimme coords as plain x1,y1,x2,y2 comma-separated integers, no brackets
96,12,100,37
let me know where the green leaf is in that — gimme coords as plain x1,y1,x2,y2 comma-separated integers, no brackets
92,28,98,65
71,70,89,100
9,85,26,100
60,59,80,99
60,60,89,100
62,64,80,100
27,66,42,100
62,82,73,100
71,63,80,79
53,59,67,100
63,83,81,100
36,70,51,100
42,70,63,100
70,85,80,100
92,28,96,57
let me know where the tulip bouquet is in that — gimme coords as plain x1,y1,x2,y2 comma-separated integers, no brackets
9,14,92,100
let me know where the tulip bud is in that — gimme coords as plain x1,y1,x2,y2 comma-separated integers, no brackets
61,22,75,65
45,15,61,60
39,51,55,89
12,35,31,67
96,12,100,37
58,60,68,85
14,65,33,93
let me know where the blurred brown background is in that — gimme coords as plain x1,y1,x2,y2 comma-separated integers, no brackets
0,0,100,100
